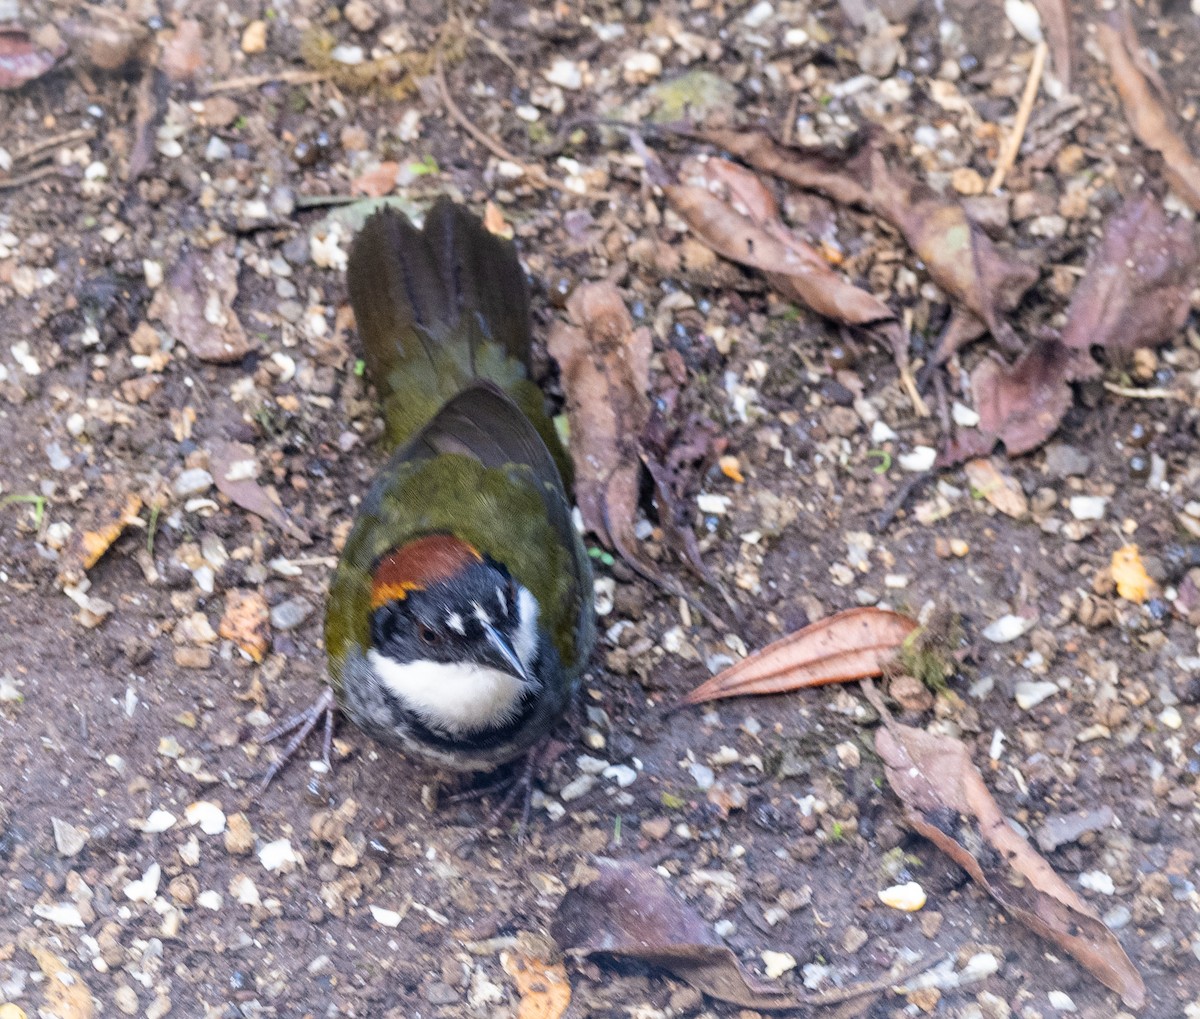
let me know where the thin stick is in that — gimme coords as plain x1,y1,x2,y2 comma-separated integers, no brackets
204,69,326,96
12,127,97,166
434,51,556,189
0,164,71,191
987,40,1048,192
1103,381,1185,401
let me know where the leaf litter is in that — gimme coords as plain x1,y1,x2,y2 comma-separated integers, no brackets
685,606,916,705
0,26,67,91
862,681,1146,1008
553,857,931,1011
548,281,730,625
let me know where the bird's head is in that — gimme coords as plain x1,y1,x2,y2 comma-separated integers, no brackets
365,534,543,736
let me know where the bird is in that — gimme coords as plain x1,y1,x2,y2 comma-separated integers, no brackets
259,199,595,799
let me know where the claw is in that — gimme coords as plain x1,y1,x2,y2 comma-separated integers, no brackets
255,687,336,793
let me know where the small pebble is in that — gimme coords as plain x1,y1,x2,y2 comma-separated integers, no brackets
544,58,583,90
982,613,1037,643
761,950,796,979
1068,495,1108,521
899,446,936,472
52,817,89,857
878,880,927,911
1015,681,1058,710
559,774,596,801
1047,990,1077,1012
1078,870,1115,895
271,597,314,631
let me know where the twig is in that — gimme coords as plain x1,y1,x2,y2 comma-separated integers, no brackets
434,50,556,189
204,69,327,95
12,127,97,166
875,470,935,533
1103,381,1186,401
0,164,73,191
987,40,1048,192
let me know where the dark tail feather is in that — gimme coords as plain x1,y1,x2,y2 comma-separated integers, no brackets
347,199,532,402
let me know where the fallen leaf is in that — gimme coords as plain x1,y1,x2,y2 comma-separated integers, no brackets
547,282,650,561
1061,194,1199,355
28,944,95,1019
0,27,67,91
501,951,571,1019
685,607,917,704
159,18,205,82
962,459,1028,519
57,492,145,587
1031,0,1071,93
1111,544,1154,604
351,161,399,198
947,340,1098,461
552,857,799,1008
483,200,514,239
667,157,894,328
689,130,1038,359
218,589,272,662
870,695,1145,1008
1098,15,1200,212
210,440,310,543
147,246,256,364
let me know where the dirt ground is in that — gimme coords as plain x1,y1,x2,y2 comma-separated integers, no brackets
2,0,1200,1017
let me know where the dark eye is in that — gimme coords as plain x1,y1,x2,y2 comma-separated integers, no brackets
419,626,440,646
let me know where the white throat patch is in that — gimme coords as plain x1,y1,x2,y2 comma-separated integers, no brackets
367,650,534,736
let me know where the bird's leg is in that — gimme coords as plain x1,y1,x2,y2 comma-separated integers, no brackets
454,738,567,852
255,687,336,793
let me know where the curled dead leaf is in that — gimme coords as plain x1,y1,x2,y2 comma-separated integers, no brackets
871,700,1145,1008
58,492,145,586
1098,16,1200,212
0,27,67,91
688,130,1038,359
1061,194,1199,355
148,246,256,364
552,857,799,1009
351,162,399,198
667,157,894,328
1111,544,1154,604
685,607,917,704
962,459,1028,519
210,440,310,543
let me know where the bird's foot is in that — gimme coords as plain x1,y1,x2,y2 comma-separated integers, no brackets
254,687,336,794
453,739,567,852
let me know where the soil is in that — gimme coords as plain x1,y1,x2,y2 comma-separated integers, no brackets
1,1,1199,1018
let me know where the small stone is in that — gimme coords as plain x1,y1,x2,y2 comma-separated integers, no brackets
343,0,378,31
173,468,213,499
224,812,255,854
259,837,301,873
1078,870,1115,895
114,987,139,1014
424,982,459,1005
641,817,671,840
184,801,226,835
1047,990,1077,1012
951,167,985,196
241,20,267,54
1068,495,1108,521
124,862,162,903
1044,443,1091,478
52,817,89,857
173,646,212,670
761,950,796,979
982,613,1037,643
1015,681,1058,710
878,881,927,911
622,51,662,85
559,774,596,802
270,596,314,631
899,446,936,472
370,904,404,927
197,890,223,909
603,764,638,787
544,58,582,90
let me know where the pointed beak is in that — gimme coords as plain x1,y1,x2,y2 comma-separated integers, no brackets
481,622,530,683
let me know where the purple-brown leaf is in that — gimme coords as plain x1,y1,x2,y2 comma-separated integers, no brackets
0,27,66,91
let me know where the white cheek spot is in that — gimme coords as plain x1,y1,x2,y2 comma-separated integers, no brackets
512,585,540,671
446,612,465,635
472,602,492,626
497,586,507,615
368,650,529,736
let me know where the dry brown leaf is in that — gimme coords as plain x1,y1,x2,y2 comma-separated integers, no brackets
689,130,1038,359
872,706,1145,1008
0,27,66,91
667,157,894,328
948,340,1098,461
553,857,799,1009
1031,0,1071,94
1111,544,1154,604
148,246,256,364
351,162,399,198
218,589,271,663
62,6,152,71
685,607,916,704
210,440,310,543
29,944,95,1019
1098,17,1200,212
1061,194,1199,354
962,458,1028,519
58,492,145,587
159,18,205,82
547,282,650,560
501,951,571,1019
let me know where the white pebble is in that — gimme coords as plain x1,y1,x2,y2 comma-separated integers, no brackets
870,420,897,443
1004,0,1043,43
899,446,936,472
33,902,86,927
544,58,583,90
982,613,1037,643
1158,705,1182,730
952,401,980,427
184,800,226,835
878,880,927,911
124,862,162,903
1079,870,1115,895
259,837,301,873
197,890,223,910
761,950,796,979
742,0,775,28
134,810,178,834
370,904,404,927
1014,681,1058,710
230,873,261,906
1068,495,1107,521
576,754,610,775
697,493,731,515
559,774,596,802
603,764,637,787
1047,990,1077,1012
